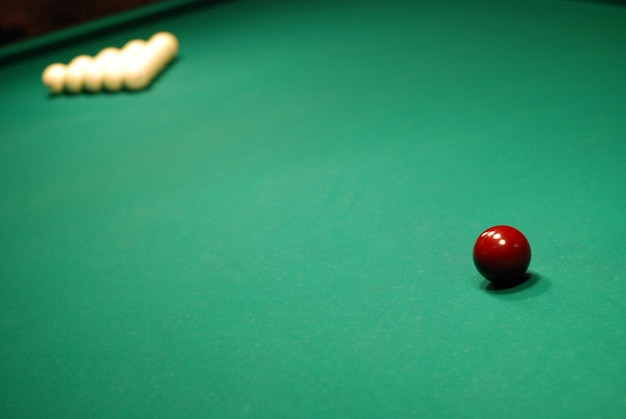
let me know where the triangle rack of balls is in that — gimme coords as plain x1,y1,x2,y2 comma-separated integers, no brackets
42,32,178,94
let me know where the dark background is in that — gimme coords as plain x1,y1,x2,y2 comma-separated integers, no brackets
0,0,162,47
3,0,626,48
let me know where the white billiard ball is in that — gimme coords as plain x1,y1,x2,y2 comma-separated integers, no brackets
124,50,155,91
102,62,125,92
84,47,119,92
125,32,178,91
104,40,145,91
125,41,170,90
122,39,146,54
42,63,68,94
151,32,179,58
152,33,178,69
146,32,178,69
65,55,93,93
124,63,149,90
119,39,147,69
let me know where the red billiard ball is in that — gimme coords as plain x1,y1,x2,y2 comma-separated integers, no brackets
473,225,531,283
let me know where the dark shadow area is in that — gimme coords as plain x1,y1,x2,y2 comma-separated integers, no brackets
572,0,626,6
0,0,232,65
1,1,162,47
477,272,549,299
486,273,534,291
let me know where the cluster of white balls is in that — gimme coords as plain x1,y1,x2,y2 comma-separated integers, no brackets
42,32,178,94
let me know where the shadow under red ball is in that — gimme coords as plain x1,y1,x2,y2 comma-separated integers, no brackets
473,225,531,284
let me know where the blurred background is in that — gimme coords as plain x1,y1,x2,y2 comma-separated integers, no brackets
0,0,163,47
3,0,626,48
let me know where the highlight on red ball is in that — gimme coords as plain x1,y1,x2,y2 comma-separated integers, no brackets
473,225,531,285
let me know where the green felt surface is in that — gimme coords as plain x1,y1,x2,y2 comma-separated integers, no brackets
1,0,626,417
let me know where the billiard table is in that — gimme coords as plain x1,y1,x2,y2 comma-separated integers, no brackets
1,0,625,417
